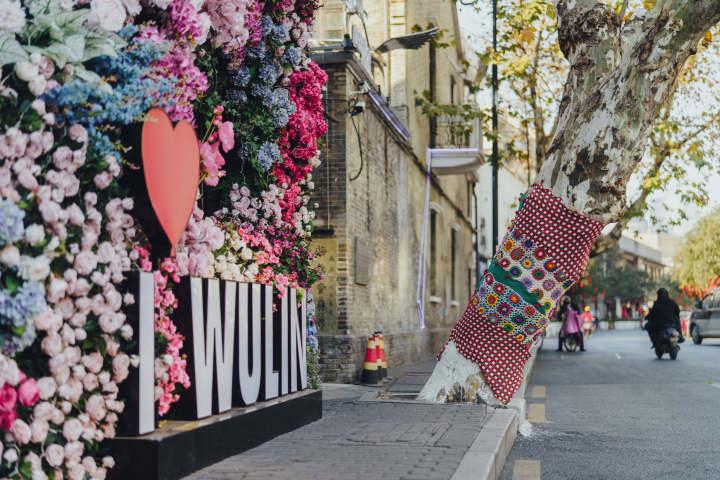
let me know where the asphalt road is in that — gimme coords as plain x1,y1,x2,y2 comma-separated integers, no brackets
501,328,720,480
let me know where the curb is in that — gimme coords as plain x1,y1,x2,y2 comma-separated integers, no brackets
508,342,540,425
451,343,540,480
450,408,518,480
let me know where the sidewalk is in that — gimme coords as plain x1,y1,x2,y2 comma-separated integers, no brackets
182,358,517,480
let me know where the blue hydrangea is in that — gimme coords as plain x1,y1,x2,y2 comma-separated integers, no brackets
256,142,281,171
246,42,268,61
0,281,46,328
261,15,275,36
283,47,302,67
272,23,290,43
258,62,282,86
227,89,248,104
43,37,175,160
0,281,45,354
232,67,251,88
269,88,296,128
0,200,25,245
250,83,274,106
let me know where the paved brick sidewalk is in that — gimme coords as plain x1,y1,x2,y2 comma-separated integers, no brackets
183,382,492,480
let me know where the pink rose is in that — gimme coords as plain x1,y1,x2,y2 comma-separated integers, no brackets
64,441,84,464
17,378,39,407
0,384,17,413
30,419,49,443
73,250,98,276
10,419,31,444
36,377,57,400
63,418,83,442
85,394,107,422
34,309,62,332
45,444,64,467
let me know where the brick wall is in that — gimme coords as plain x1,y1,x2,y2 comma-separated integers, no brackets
310,1,476,383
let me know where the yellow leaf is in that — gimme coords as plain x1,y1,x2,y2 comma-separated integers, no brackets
520,26,535,44
643,0,656,9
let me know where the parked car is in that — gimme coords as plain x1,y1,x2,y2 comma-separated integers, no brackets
690,288,720,344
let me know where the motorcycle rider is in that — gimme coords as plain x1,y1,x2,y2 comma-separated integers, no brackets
556,297,585,352
645,288,684,347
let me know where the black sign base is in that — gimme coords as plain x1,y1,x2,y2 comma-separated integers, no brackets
108,389,322,480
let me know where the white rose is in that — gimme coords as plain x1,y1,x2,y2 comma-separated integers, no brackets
0,245,20,267
240,247,253,261
48,278,68,299
14,62,38,82
62,418,83,442
89,0,127,31
30,419,49,444
10,419,31,445
33,401,53,420
24,224,44,245
0,0,26,33
27,78,47,96
18,255,50,281
45,444,64,467
4,447,18,463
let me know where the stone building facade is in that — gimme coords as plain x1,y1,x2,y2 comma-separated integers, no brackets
310,0,479,381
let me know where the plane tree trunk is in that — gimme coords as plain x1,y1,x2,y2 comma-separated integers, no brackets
419,0,720,405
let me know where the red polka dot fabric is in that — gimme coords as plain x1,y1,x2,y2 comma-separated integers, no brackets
447,296,531,404
445,184,605,404
513,184,604,282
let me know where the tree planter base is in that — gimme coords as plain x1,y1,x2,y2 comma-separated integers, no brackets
108,389,322,480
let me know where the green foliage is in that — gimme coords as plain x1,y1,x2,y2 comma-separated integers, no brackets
672,208,720,292
577,247,651,303
3,0,125,75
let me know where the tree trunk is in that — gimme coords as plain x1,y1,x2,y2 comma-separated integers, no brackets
419,0,720,405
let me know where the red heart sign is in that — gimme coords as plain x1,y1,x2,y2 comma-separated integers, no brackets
141,108,200,251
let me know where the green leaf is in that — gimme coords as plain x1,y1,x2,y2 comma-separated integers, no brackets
72,64,102,84
0,32,29,66
45,35,86,67
18,460,32,478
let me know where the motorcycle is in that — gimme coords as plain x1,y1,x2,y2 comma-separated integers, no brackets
560,310,584,353
650,326,681,360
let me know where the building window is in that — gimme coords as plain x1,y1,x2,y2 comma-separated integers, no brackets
430,210,437,296
451,228,457,301
450,76,456,104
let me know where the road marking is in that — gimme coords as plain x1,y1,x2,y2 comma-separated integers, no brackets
527,403,547,423
512,459,541,480
615,353,622,359
530,386,546,399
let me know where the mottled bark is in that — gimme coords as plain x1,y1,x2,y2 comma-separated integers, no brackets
422,0,720,406
538,0,720,223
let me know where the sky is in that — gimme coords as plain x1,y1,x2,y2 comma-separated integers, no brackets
456,1,720,236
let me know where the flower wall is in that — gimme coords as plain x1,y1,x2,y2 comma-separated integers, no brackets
0,0,325,477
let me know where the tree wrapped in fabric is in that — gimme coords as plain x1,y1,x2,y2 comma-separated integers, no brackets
420,0,720,404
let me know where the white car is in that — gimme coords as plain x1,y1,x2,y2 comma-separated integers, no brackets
690,288,720,344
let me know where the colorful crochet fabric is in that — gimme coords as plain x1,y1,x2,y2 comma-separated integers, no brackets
446,184,604,404
475,269,547,345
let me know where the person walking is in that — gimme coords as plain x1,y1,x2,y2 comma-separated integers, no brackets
580,306,595,337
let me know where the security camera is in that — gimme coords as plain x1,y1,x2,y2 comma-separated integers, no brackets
350,81,371,95
350,100,366,116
